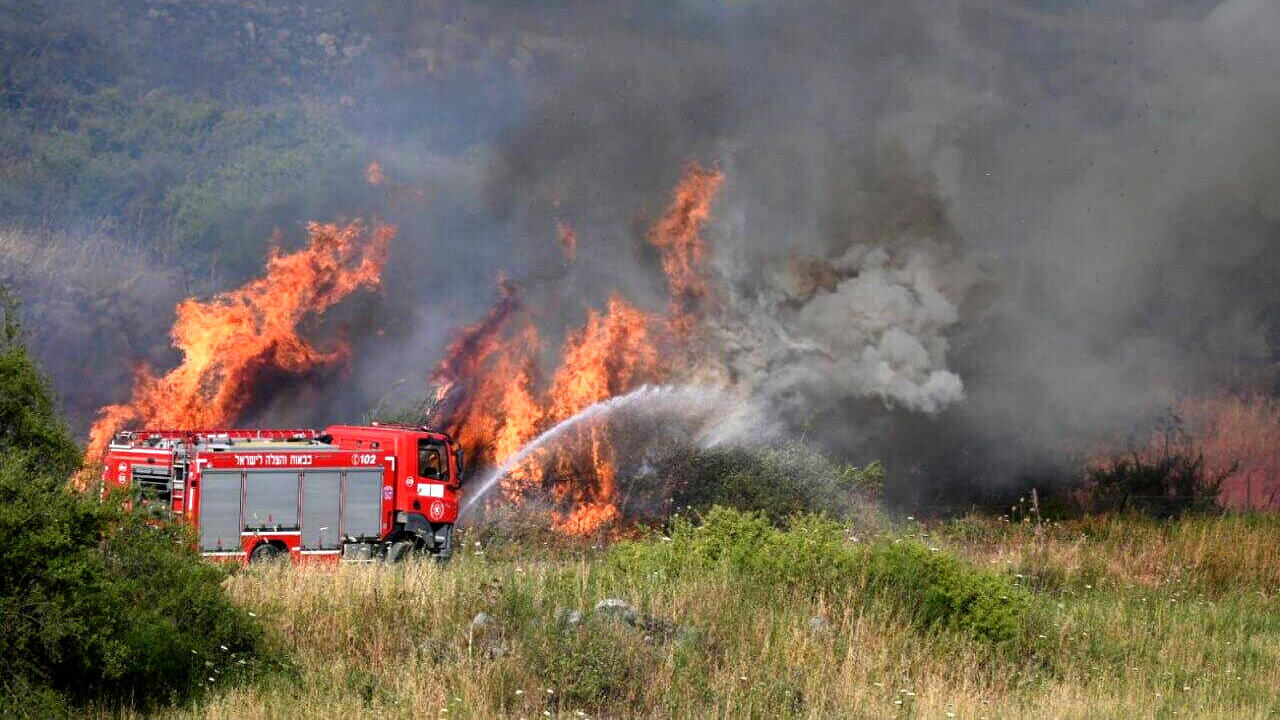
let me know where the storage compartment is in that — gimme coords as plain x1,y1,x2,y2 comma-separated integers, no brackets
131,464,173,504
243,471,300,531
301,470,341,549
344,469,383,539
199,470,242,552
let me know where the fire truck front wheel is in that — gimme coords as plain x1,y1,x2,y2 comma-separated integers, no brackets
249,541,287,564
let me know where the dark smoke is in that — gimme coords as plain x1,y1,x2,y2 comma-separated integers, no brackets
460,0,1280,501
7,0,1280,504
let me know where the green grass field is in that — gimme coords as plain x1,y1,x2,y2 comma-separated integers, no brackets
145,511,1280,719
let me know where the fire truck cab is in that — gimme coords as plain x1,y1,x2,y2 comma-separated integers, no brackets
100,423,462,563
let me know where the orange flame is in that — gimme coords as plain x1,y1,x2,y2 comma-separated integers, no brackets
649,161,724,334
430,288,670,534
365,160,428,205
544,295,665,530
427,277,553,503
87,220,394,459
430,276,529,460
430,163,723,534
548,295,663,419
490,325,546,501
557,221,578,264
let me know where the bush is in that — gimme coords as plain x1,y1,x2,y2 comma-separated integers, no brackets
0,292,264,713
0,290,80,473
610,506,1037,647
863,540,1034,646
690,507,863,592
1080,446,1233,518
837,459,885,500
0,458,266,714
608,507,859,596
663,441,880,524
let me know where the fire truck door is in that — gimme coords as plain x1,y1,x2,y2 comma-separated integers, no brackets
200,470,242,552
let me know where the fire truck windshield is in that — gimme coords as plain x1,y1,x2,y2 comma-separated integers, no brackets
418,440,445,480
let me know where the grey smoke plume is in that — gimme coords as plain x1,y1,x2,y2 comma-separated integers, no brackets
709,234,974,418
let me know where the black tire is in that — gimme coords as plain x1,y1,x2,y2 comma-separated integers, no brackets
385,539,417,564
249,542,286,564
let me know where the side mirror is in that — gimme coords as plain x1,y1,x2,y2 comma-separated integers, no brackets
453,447,465,486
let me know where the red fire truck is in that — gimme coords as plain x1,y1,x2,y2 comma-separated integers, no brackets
100,423,463,563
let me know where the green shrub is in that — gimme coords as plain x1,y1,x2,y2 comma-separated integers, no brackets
693,508,861,593
610,506,1038,647
0,290,80,473
663,441,880,524
0,460,266,714
0,293,265,713
837,459,885,500
863,540,1034,646
611,507,862,594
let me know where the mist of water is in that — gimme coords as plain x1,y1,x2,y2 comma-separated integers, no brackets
459,384,748,516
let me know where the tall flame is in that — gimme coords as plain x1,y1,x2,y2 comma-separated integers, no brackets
488,325,546,500
430,163,723,534
430,276,530,462
545,295,665,531
87,220,394,458
649,161,724,334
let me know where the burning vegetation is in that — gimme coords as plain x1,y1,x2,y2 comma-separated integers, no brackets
87,220,394,459
1078,395,1280,514
430,162,725,534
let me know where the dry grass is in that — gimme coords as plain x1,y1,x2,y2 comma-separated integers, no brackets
938,513,1280,593
136,513,1280,719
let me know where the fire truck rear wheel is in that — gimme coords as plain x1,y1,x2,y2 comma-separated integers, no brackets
249,542,286,564
385,539,418,564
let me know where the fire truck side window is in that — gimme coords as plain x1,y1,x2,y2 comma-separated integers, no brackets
418,440,445,480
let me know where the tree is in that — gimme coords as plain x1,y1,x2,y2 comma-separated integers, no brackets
0,288,79,474
0,286,263,716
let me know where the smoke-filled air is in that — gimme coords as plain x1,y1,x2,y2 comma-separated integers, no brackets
6,0,1280,523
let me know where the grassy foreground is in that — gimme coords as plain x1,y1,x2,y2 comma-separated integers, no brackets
155,512,1280,719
